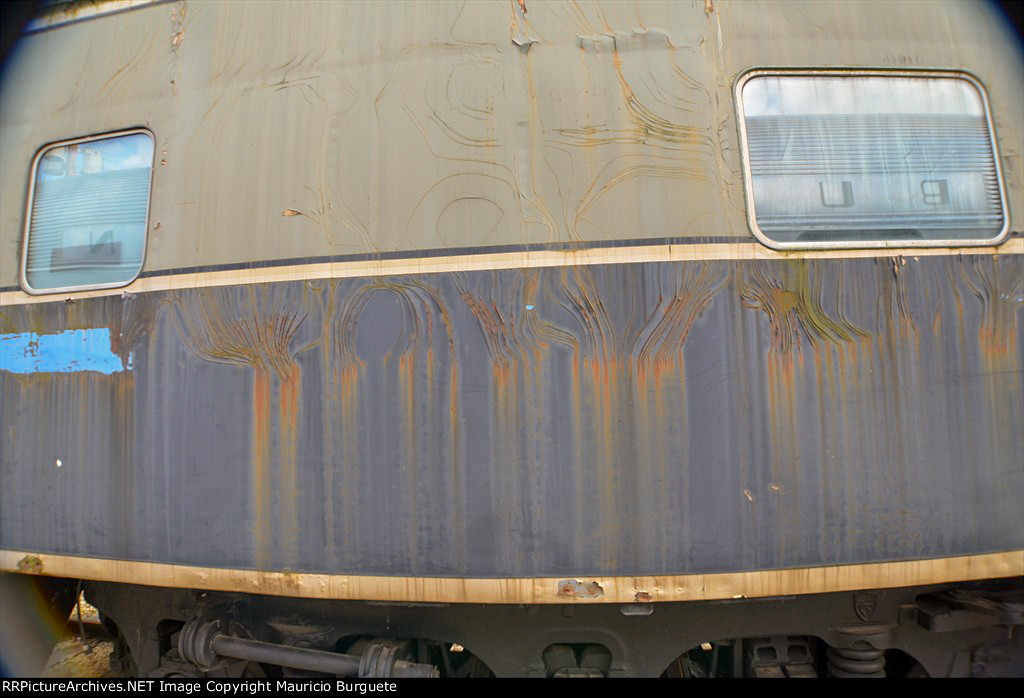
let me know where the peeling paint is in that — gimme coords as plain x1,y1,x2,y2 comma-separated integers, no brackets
16,555,43,574
558,579,604,599
1,329,129,374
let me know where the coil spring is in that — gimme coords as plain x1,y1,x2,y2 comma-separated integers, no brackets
827,645,886,678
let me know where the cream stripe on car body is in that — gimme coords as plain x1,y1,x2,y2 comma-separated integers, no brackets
2,549,1021,605
2,237,1020,307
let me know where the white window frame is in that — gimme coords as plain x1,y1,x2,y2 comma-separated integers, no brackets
20,128,155,295
734,68,1010,250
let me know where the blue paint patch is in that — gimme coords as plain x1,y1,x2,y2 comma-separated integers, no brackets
0,329,128,374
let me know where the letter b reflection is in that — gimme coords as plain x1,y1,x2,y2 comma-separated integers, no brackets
921,179,950,206
819,181,854,208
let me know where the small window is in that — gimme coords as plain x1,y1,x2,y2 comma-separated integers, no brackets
735,70,1008,249
21,130,154,293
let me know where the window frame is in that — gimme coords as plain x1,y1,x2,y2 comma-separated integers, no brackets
733,68,1010,251
19,127,156,295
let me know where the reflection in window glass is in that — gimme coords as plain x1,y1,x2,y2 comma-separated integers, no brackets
24,131,154,292
739,74,1005,245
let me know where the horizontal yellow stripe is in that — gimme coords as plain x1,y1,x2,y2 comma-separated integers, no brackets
2,238,1021,307
2,549,1020,605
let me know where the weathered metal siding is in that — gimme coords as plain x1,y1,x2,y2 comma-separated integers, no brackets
2,254,1021,577
1,0,1022,282
1,1,1021,582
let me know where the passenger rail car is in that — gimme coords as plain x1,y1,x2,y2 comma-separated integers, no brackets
1,0,1022,678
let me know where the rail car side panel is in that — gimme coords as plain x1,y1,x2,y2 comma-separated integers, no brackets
2,253,1021,578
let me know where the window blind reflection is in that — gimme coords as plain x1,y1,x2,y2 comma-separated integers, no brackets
24,132,153,291
740,75,1004,244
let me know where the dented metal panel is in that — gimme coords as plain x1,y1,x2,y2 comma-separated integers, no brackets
1,254,1021,577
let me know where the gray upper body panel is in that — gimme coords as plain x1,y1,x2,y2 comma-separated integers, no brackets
1,0,1023,284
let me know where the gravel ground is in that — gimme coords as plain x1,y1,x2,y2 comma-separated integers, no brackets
42,636,114,678
42,595,116,678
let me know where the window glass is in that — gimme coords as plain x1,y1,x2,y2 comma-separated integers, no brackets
738,73,1006,247
23,131,154,292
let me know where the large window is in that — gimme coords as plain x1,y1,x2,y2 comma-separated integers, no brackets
21,130,154,293
735,71,1008,249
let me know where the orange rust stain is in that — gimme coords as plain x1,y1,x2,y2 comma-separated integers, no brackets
252,368,272,565
280,364,300,435
979,324,1016,357
398,350,418,567
319,287,339,566
449,364,459,427
974,258,1021,358
278,363,301,565
460,289,512,376
449,360,460,560
570,346,585,549
338,359,361,558
338,363,360,408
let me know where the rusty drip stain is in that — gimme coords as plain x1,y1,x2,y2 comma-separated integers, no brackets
633,263,725,385
329,282,371,564
433,290,464,570
338,359,361,560
398,350,418,569
332,286,373,381
173,287,305,379
561,266,615,364
765,340,801,564
318,283,339,567
12,256,1020,583
596,38,710,149
330,279,459,571
278,363,302,567
813,341,833,556
887,260,921,353
457,283,513,371
172,287,306,567
741,262,868,354
962,256,1023,358
252,368,272,566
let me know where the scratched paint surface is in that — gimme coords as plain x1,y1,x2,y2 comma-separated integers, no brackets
1,255,1021,577
1,1,1022,285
